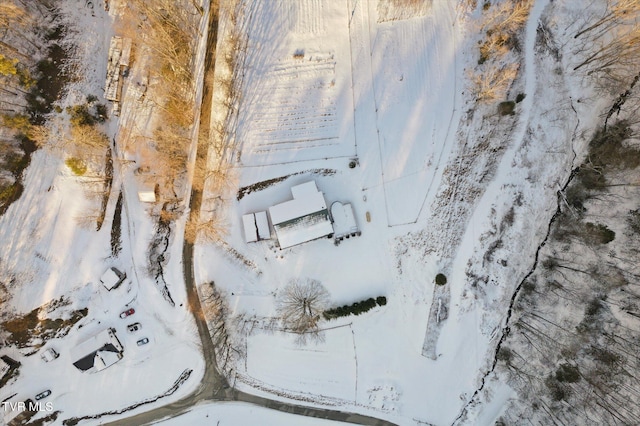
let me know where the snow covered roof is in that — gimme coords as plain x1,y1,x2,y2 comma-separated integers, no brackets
269,182,328,226
105,36,124,101
242,211,271,243
273,212,333,249
119,37,132,67
0,358,9,378
268,181,333,249
100,267,125,290
290,180,320,199
138,190,156,203
242,214,258,243
71,328,124,372
330,201,358,238
255,211,270,240
94,348,123,372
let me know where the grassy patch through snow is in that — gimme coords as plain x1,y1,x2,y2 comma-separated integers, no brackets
1,298,88,349
65,157,87,175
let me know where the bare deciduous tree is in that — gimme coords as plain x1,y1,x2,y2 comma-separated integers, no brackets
276,279,330,336
573,0,640,88
470,63,519,101
184,214,227,244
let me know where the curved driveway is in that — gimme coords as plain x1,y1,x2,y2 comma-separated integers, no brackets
106,1,396,426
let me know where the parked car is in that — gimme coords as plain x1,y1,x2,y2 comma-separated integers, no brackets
127,323,141,333
35,390,51,401
119,308,135,319
41,348,59,362
136,337,149,346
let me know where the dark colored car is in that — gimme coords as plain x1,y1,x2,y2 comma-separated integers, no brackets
119,308,135,319
127,323,141,333
35,390,51,401
136,337,149,346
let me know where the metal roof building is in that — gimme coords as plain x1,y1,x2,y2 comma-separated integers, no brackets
242,211,270,243
100,267,126,291
71,328,124,373
268,181,333,249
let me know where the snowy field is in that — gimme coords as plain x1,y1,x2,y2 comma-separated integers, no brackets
245,327,356,401
235,1,355,167
358,0,459,226
196,0,469,423
196,0,617,424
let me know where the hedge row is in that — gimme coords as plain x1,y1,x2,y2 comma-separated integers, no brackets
323,296,387,320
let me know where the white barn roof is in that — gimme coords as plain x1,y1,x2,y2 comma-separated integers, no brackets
268,181,333,249
255,211,270,240
242,214,258,243
269,188,328,226
242,211,271,243
290,180,320,198
273,213,333,249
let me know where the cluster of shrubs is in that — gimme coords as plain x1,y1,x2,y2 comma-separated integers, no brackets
323,296,386,320
67,95,108,127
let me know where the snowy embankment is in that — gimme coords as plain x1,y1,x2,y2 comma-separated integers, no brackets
461,0,640,423
195,0,622,424
0,1,211,424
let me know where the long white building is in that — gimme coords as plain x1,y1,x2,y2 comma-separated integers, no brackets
268,181,333,249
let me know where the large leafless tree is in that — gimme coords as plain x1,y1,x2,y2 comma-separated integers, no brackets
276,279,330,337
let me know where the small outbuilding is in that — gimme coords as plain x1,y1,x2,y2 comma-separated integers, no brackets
100,267,126,291
331,201,360,240
138,183,157,203
242,211,271,243
138,191,156,203
268,181,333,249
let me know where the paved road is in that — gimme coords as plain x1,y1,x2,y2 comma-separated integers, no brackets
105,1,397,425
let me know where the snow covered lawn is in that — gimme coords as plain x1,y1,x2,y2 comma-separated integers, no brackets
195,0,607,424
245,327,356,402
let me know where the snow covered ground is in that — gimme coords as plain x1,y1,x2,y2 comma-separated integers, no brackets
157,401,349,426
195,0,622,425
0,1,208,424
0,0,629,424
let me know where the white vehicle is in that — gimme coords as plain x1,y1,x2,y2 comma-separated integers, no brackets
41,348,59,362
